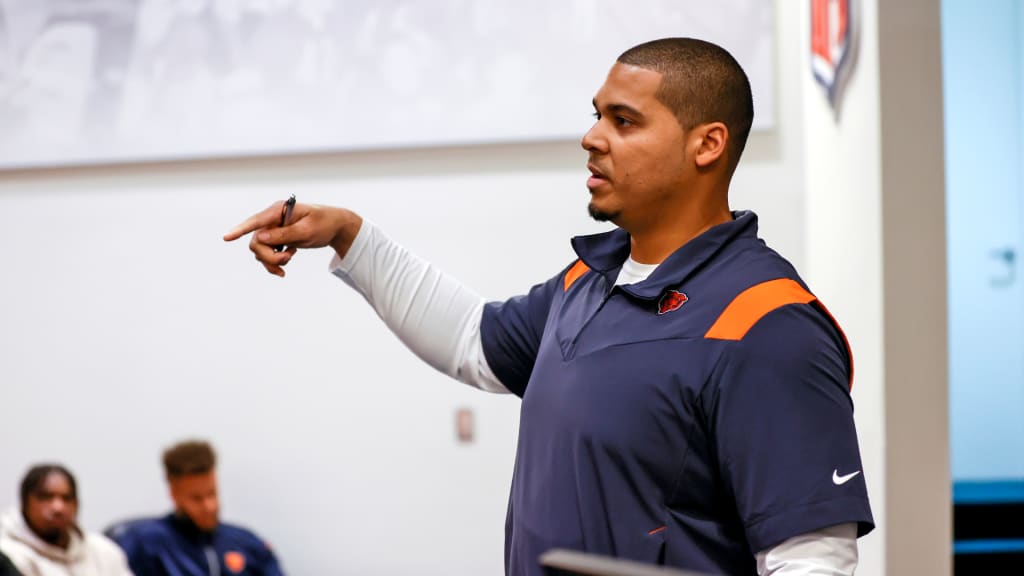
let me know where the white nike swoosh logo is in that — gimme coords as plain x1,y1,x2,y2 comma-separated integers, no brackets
833,469,861,485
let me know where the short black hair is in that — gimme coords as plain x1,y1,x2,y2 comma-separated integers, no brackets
163,440,217,478
20,464,78,510
617,37,754,172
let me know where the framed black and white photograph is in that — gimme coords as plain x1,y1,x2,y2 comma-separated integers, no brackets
0,0,774,169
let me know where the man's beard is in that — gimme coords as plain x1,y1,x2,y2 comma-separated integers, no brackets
588,202,618,222
35,526,67,545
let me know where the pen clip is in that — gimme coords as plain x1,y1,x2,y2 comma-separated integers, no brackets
272,195,296,252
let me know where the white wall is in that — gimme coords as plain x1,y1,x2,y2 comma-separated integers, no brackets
0,1,779,168
0,5,808,574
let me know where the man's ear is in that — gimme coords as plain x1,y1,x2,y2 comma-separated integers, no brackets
693,122,729,168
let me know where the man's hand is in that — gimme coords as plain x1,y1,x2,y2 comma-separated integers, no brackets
224,201,363,277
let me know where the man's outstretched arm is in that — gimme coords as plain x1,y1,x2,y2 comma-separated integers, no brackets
225,201,507,393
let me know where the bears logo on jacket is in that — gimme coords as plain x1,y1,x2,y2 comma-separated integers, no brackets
658,290,688,315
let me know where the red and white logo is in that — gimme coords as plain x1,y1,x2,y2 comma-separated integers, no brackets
811,0,856,111
658,290,689,315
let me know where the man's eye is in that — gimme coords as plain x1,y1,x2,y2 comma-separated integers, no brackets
591,112,600,120
615,116,632,127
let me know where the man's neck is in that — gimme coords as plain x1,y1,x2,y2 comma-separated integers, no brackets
172,510,217,534
628,203,732,264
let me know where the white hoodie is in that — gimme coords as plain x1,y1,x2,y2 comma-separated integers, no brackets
0,508,133,576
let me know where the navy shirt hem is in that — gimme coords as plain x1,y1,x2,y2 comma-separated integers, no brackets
744,496,875,553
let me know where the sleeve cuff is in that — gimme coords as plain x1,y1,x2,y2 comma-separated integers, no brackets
328,218,372,278
745,496,874,553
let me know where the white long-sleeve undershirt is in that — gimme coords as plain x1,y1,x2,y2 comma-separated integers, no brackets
329,220,508,393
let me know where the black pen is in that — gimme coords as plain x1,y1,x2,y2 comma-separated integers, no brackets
272,195,296,252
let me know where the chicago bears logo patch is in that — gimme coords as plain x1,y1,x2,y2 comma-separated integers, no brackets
224,551,246,573
658,290,688,315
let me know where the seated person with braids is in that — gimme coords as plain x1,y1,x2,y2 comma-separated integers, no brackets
0,464,132,576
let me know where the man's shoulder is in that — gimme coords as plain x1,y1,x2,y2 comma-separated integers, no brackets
718,236,802,281
0,539,36,576
695,238,805,302
107,516,174,546
697,239,846,352
0,536,32,564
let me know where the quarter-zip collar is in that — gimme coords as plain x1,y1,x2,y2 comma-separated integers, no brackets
570,210,759,300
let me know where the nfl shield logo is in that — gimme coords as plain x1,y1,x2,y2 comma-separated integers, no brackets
811,0,856,111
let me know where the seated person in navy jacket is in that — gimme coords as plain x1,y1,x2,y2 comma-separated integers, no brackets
112,441,284,576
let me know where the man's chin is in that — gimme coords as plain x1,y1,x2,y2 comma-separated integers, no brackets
196,519,219,532
587,203,618,223
35,527,67,545
181,512,219,532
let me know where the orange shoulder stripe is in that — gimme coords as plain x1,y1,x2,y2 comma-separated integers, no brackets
704,278,816,341
563,260,591,292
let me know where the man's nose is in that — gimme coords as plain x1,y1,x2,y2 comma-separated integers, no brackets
581,122,607,153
